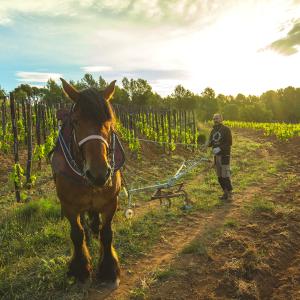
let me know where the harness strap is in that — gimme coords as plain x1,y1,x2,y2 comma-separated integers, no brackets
78,135,109,149
58,130,85,177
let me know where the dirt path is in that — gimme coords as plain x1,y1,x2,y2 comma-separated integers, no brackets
89,203,231,300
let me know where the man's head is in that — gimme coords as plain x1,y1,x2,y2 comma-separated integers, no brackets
213,113,223,125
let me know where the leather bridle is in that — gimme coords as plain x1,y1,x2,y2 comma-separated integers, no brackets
57,104,116,182
70,103,110,151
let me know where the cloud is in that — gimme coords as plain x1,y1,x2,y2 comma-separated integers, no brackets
16,72,62,83
0,17,11,25
268,20,300,55
0,0,230,27
81,66,113,72
123,69,190,80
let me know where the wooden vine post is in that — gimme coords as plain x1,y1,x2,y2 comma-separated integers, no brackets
9,93,21,202
192,110,196,152
35,103,42,170
21,98,27,144
161,113,166,153
184,110,187,148
155,112,159,141
173,110,177,142
26,98,33,188
167,110,172,154
1,97,7,140
41,104,47,143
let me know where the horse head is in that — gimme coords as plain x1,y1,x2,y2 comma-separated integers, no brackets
60,78,116,187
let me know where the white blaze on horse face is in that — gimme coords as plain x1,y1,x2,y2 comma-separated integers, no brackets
82,139,111,186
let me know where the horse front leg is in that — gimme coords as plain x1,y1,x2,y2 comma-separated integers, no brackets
67,213,92,282
88,211,101,237
97,200,120,287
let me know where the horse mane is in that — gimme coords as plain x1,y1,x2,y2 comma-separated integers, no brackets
78,88,115,125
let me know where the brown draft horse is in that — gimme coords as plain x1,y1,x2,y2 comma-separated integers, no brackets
51,79,121,286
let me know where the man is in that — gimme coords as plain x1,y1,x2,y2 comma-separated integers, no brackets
205,113,233,201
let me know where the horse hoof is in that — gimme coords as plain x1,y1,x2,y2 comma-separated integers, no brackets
77,277,92,288
67,266,91,283
99,279,120,290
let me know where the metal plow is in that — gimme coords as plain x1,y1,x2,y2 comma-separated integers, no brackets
123,157,211,219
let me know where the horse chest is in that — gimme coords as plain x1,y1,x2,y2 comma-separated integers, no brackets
89,190,111,211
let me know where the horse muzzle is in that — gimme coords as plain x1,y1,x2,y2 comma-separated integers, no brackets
85,167,112,187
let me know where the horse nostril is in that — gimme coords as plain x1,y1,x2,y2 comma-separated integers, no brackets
85,168,111,187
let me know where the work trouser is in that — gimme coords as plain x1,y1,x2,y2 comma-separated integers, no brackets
214,155,233,192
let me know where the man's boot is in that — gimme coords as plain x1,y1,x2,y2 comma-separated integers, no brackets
219,189,228,200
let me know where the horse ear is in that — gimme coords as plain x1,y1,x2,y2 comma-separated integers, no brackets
103,80,116,101
60,78,80,102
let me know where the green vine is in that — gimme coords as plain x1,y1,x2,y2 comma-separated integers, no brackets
9,163,25,188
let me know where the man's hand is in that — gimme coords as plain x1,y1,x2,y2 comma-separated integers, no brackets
212,147,221,155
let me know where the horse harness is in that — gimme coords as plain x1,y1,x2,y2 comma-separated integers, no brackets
50,105,125,185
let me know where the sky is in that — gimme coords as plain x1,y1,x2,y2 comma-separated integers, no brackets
0,0,300,96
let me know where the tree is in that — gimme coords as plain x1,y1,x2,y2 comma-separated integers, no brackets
121,78,157,107
13,84,33,102
99,76,107,89
0,86,6,98
171,85,193,109
280,86,300,122
223,103,240,120
43,79,66,107
80,73,99,89
113,85,130,106
202,87,215,100
260,90,280,121
197,87,218,120
235,93,247,104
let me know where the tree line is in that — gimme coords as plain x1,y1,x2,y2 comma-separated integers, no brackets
0,73,299,122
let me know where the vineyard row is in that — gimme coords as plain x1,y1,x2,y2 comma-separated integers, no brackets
0,97,200,202
223,120,300,140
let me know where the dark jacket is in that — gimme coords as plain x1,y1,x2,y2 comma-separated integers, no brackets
208,123,232,155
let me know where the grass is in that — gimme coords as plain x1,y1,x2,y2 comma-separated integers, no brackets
244,196,275,214
181,239,208,256
114,208,179,262
272,173,297,193
152,266,178,281
181,226,224,257
129,266,178,299
224,218,239,228
129,286,147,300
0,198,74,299
0,196,192,299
